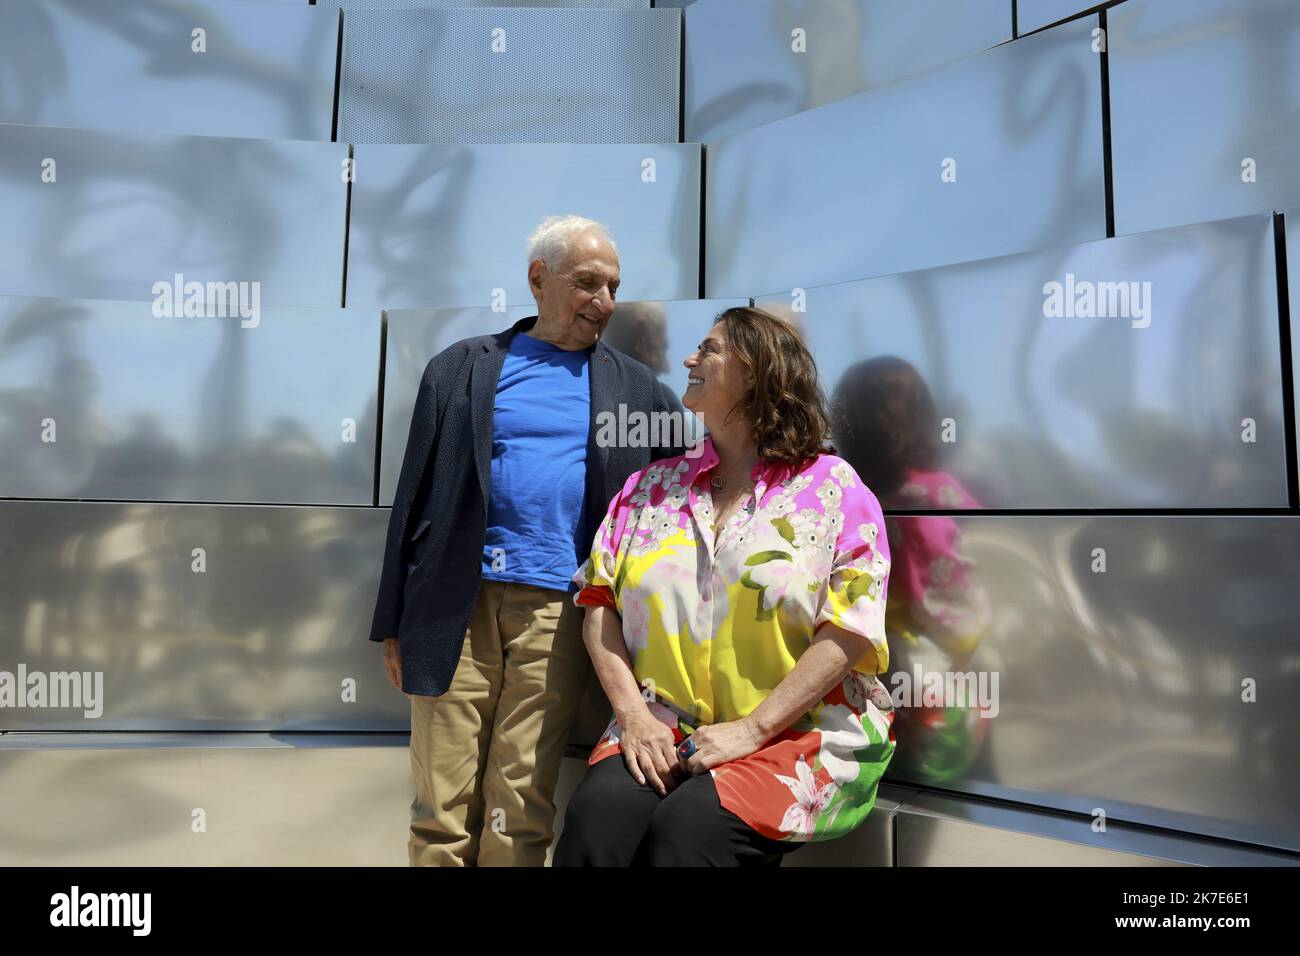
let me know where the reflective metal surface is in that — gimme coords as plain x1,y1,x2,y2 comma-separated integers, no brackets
0,295,379,504
0,0,338,141
322,0,646,7
684,0,1010,143
378,297,742,504
0,123,349,307
345,143,701,309
895,791,1299,866
1110,0,1300,236
0,733,411,865
1016,0,1108,35
757,214,1288,509
337,7,678,144
705,16,1106,299
0,501,407,731
878,513,1300,853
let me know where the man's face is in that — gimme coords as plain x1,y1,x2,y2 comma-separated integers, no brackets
529,229,620,350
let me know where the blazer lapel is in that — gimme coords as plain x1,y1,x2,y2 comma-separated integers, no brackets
587,340,615,490
468,330,513,514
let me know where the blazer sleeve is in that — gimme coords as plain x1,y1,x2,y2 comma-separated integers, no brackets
368,354,443,644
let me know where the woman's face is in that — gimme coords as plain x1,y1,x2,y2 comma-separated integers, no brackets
683,323,751,426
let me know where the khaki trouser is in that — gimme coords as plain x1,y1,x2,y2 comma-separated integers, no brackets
409,579,588,866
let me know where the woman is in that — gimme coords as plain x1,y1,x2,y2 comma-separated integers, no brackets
553,307,895,867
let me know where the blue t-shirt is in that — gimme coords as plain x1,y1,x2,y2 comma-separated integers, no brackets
482,330,591,590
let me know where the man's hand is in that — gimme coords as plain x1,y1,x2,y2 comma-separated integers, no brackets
382,638,408,697
619,708,684,797
679,716,765,774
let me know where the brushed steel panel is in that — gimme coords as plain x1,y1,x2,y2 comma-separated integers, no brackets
0,733,411,865
0,123,349,307
1110,0,1300,236
345,143,700,310
685,0,1010,143
0,0,338,140
337,7,678,145
705,16,1106,299
878,513,1300,853
757,214,1288,509
0,501,407,731
0,295,379,504
378,298,740,505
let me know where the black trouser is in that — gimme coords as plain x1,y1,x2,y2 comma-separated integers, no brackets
553,755,803,867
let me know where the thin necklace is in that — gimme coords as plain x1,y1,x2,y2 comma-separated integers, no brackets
710,453,757,491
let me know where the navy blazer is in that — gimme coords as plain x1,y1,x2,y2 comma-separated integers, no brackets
369,314,687,697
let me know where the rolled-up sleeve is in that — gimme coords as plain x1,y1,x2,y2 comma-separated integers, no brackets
817,484,892,674
573,468,644,609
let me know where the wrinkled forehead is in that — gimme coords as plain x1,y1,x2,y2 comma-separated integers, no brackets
562,230,620,274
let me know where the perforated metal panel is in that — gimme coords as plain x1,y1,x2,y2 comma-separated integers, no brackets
336,7,679,144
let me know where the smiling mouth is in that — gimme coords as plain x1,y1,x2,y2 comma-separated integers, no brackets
687,377,704,385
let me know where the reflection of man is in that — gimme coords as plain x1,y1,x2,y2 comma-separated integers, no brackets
369,215,685,866
600,301,669,374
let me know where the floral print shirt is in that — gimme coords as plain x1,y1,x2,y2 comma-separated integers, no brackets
573,436,896,843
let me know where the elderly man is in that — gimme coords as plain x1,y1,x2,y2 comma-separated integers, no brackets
369,215,684,866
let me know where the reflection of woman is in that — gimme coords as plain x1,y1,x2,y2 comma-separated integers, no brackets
554,307,895,867
832,357,990,781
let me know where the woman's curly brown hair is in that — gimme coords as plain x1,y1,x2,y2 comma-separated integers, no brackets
712,306,833,475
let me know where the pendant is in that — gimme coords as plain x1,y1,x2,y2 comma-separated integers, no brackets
710,475,724,491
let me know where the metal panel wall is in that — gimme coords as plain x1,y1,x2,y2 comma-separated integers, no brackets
379,298,742,504
705,16,1106,299
345,143,700,310
0,295,379,504
878,512,1300,853
0,124,349,307
0,501,406,731
1110,0,1300,235
756,214,1288,509
0,0,338,141
894,792,1298,866
336,7,678,144
684,0,1010,143
322,1,647,7
1017,0,1111,35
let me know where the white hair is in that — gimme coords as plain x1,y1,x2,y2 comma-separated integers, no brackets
526,215,617,271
